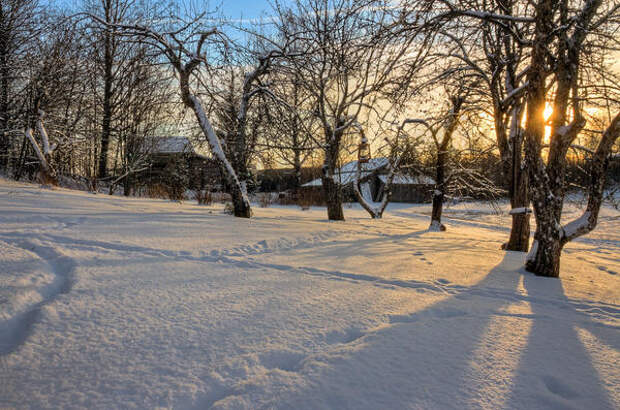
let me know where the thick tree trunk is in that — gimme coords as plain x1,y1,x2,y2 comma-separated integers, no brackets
230,183,252,218
323,174,344,220
430,191,445,231
507,212,530,251
123,175,131,196
526,238,562,278
322,138,344,221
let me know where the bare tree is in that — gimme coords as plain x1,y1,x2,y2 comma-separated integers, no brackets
20,14,90,184
274,0,428,220
521,0,620,277
109,45,174,196
427,0,620,276
87,8,296,217
254,70,318,194
84,0,137,179
0,0,39,173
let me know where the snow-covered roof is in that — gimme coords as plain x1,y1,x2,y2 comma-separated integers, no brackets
302,178,323,187
150,136,209,158
302,158,434,187
338,158,389,178
378,174,435,185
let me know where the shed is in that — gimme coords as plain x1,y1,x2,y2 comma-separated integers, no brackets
300,158,434,203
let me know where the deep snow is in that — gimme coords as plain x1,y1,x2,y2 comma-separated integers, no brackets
0,178,618,409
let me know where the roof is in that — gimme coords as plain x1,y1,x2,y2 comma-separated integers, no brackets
302,158,434,187
302,158,387,187
378,174,435,185
149,136,209,158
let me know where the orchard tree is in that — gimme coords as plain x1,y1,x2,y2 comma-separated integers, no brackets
273,0,429,220
88,6,297,217
21,15,90,184
0,0,39,172
425,0,620,276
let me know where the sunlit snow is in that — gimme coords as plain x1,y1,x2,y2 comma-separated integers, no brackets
1,178,618,409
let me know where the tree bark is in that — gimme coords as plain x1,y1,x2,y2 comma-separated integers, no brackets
230,182,252,218
430,142,447,231
323,174,344,220
0,30,10,171
505,133,530,251
322,139,344,221
98,25,114,179
526,237,562,278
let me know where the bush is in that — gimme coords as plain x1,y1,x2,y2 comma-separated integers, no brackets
257,192,276,208
194,189,213,205
145,183,187,201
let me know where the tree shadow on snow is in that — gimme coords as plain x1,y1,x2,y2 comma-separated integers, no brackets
504,272,616,409
273,252,615,410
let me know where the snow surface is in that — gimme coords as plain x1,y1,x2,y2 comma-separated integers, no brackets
1,178,619,409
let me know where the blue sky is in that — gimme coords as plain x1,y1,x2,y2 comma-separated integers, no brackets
220,0,275,20
52,0,281,20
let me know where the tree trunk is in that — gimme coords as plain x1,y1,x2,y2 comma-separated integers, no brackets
322,138,344,221
506,212,530,251
179,69,252,218
230,184,252,218
98,24,114,179
123,174,131,196
13,136,27,180
323,174,344,220
430,149,446,231
293,147,301,201
430,191,445,231
505,134,530,251
0,46,10,171
526,237,562,278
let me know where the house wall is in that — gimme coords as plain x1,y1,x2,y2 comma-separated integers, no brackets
388,184,432,203
300,181,432,205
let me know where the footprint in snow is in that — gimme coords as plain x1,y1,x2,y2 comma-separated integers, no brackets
325,328,366,345
542,375,579,399
259,350,306,372
597,265,617,275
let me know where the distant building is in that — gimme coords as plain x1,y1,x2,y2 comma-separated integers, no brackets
301,158,435,203
147,136,222,190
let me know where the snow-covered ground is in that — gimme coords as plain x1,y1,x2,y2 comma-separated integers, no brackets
1,178,618,409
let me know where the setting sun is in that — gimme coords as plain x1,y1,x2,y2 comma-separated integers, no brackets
543,103,554,143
